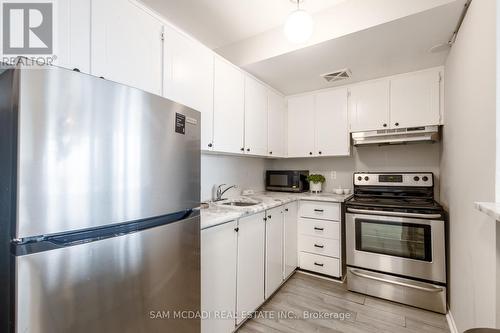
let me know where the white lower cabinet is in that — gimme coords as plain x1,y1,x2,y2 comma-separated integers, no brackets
201,202,300,331
236,212,266,325
299,252,340,277
298,201,342,278
283,201,298,279
201,221,238,333
265,206,283,299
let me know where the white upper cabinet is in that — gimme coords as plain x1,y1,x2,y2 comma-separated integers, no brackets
349,80,390,132
390,68,442,129
287,90,350,158
315,88,350,156
213,57,245,154
163,25,214,150
91,0,163,95
267,91,286,158
55,0,91,73
287,95,315,158
244,77,268,156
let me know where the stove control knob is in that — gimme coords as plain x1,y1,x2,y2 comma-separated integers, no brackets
422,176,429,182
364,176,369,181
357,176,362,181
413,176,420,181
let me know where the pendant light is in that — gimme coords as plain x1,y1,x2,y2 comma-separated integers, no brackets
284,0,314,44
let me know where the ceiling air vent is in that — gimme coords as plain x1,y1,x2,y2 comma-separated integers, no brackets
321,69,352,83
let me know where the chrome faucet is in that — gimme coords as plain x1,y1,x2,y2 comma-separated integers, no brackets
215,184,238,201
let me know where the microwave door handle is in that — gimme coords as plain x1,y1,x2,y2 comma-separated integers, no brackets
346,208,442,219
349,269,444,293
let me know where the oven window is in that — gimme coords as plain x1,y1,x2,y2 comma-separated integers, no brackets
355,220,432,262
269,174,289,186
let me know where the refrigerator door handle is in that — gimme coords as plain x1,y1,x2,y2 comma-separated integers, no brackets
14,209,196,256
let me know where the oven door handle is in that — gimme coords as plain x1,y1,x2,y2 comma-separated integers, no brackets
347,208,442,219
349,269,444,293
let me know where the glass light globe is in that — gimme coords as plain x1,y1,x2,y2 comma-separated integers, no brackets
284,9,314,44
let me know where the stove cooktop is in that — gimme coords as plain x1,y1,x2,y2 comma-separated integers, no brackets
346,195,443,213
347,172,444,215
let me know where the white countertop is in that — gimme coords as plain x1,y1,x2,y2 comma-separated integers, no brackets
201,191,353,230
475,202,500,221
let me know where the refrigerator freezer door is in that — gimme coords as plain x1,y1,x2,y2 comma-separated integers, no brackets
15,67,200,239
16,214,200,333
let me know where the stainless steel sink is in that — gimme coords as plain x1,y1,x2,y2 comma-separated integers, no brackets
222,201,259,207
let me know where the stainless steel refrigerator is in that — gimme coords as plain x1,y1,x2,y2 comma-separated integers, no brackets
0,64,201,333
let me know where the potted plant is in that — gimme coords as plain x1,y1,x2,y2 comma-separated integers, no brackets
307,174,326,193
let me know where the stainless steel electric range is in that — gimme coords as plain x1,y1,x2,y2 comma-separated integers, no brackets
345,172,447,314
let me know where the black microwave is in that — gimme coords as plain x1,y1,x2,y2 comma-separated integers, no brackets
266,170,309,193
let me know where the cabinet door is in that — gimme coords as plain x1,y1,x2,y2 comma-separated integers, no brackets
54,0,91,73
213,57,245,154
267,91,286,157
283,201,298,279
287,95,315,157
244,77,268,156
315,88,350,156
91,0,163,95
201,221,237,333
390,69,441,128
236,212,265,325
163,26,214,150
265,206,283,299
348,80,390,132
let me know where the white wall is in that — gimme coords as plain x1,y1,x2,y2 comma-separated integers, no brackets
269,144,441,198
440,0,497,330
201,153,267,201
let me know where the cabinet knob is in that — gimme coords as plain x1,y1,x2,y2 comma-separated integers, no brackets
73,68,80,72
208,143,213,148
309,152,312,155
246,148,250,152
318,151,322,155
269,151,273,155
395,122,400,126
240,147,244,151
285,208,289,212
234,227,239,232
383,123,387,127
267,215,272,219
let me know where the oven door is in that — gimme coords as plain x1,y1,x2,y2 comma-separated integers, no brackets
346,211,446,283
266,171,299,192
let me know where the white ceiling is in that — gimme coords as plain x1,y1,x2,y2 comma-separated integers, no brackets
140,0,346,49
243,1,465,94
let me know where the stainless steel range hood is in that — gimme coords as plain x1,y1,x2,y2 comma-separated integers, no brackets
352,126,440,146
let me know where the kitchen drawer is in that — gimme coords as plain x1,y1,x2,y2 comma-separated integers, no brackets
299,252,340,277
299,201,340,221
298,234,340,258
298,218,340,240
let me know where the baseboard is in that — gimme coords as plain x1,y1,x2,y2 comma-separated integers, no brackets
296,269,345,284
446,308,459,333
